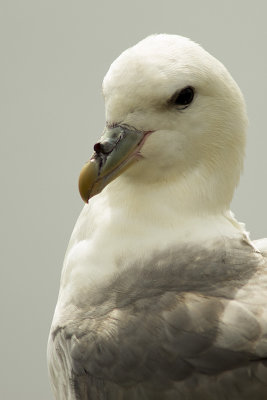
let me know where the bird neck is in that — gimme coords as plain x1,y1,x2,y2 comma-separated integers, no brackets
98,171,246,245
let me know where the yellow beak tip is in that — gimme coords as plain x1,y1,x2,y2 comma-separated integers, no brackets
78,159,99,203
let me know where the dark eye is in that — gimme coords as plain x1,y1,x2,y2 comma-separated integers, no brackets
171,86,195,109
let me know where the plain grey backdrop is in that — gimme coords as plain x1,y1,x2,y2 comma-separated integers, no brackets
1,1,266,399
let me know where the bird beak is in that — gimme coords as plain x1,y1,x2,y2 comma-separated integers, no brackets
78,124,151,203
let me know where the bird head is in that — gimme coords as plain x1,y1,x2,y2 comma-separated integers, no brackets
79,34,247,213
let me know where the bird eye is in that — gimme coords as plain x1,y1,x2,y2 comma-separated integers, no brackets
171,86,195,109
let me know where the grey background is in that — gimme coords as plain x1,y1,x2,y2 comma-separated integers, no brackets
1,1,266,399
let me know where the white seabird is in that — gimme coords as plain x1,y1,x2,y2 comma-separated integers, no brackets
48,34,267,400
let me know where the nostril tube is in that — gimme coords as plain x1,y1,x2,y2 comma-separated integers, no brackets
94,142,102,153
94,140,115,155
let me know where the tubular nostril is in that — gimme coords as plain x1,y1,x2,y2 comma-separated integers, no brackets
94,140,115,155
94,142,102,153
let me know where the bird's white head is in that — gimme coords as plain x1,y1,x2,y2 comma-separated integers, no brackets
79,34,247,216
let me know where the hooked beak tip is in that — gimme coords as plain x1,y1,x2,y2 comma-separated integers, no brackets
78,159,99,203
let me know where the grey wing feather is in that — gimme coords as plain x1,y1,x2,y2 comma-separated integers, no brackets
49,240,267,400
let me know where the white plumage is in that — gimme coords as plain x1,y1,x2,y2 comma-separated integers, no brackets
48,34,267,400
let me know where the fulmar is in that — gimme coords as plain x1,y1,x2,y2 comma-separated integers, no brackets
48,34,267,400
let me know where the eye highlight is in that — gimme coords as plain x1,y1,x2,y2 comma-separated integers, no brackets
170,86,195,109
